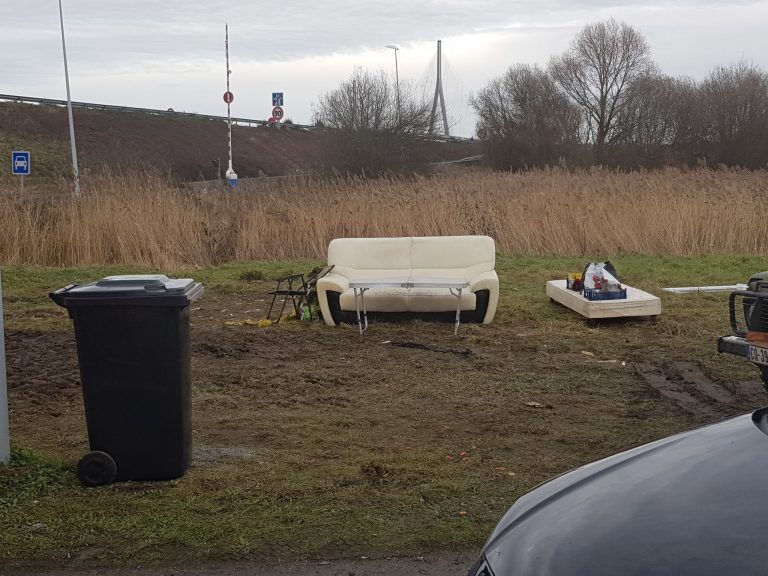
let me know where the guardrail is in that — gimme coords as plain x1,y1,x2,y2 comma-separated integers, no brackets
0,93,473,143
0,93,285,129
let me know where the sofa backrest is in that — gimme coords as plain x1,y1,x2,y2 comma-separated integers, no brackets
327,237,412,279
410,235,496,278
328,235,495,279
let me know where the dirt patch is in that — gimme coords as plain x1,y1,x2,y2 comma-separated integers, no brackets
4,331,81,412
636,360,764,418
387,341,473,357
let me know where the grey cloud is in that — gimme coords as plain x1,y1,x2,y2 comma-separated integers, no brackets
4,0,760,75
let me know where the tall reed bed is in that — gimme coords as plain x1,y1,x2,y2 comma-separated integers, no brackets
1,167,767,268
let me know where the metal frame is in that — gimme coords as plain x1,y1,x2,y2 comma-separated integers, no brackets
267,273,309,322
349,278,469,338
266,265,334,323
729,286,768,336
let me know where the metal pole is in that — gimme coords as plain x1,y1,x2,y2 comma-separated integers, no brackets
225,24,233,179
662,284,749,294
58,0,80,196
0,270,10,465
20,175,23,195
394,49,400,126
385,45,400,125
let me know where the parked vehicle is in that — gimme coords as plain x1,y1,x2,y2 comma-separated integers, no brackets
467,408,768,576
718,271,768,388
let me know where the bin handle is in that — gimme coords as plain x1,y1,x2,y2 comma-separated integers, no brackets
49,284,78,307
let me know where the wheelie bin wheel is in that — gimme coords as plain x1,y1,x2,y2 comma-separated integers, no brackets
77,451,117,487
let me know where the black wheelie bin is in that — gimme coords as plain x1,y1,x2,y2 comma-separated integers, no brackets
50,275,203,486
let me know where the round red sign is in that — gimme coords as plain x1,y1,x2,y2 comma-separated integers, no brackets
223,91,234,104
267,117,277,125
272,106,284,120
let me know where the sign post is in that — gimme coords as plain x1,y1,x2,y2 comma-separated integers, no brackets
272,92,284,107
0,269,10,465
11,151,30,194
223,24,237,188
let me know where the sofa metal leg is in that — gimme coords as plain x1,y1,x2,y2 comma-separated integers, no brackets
453,287,462,335
354,287,369,338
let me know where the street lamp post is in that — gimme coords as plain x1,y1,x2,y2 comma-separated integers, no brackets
58,0,80,197
384,45,400,126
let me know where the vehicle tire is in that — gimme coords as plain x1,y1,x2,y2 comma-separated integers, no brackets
77,451,117,487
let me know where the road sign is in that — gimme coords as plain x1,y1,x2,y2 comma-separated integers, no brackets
223,91,234,104
272,92,284,106
272,106,284,121
268,117,277,126
11,151,30,176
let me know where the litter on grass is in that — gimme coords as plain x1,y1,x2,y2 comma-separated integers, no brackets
663,284,748,294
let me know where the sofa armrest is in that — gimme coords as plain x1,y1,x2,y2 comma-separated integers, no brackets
469,270,499,324
317,273,350,326
318,273,349,294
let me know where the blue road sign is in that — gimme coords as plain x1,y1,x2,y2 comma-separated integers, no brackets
272,92,284,107
11,151,30,176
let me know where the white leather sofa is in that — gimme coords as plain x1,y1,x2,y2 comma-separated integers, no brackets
317,236,499,326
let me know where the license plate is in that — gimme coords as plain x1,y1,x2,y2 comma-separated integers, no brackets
748,345,768,366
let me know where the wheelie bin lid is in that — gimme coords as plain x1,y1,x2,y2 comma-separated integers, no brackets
50,274,204,307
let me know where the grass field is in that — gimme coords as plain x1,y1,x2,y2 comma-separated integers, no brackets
1,254,765,567
1,168,768,268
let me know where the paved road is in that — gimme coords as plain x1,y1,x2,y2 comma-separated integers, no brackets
4,551,477,576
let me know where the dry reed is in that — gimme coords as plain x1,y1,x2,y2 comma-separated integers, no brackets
1,167,767,268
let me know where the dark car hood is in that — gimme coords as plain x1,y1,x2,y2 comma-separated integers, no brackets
483,409,768,576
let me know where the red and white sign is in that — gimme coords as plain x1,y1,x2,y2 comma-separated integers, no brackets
271,106,284,120
267,117,277,125
223,91,234,104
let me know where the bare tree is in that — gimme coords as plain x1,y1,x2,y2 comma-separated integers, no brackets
312,68,432,174
699,61,768,167
470,64,581,168
549,19,654,158
600,74,699,166
313,68,431,134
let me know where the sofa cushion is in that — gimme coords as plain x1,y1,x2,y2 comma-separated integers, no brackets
339,287,409,312
339,286,476,313
407,288,476,312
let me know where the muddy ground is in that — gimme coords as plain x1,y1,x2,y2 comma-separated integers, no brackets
7,292,764,456
3,276,767,571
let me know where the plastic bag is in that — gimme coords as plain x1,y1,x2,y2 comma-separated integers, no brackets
582,261,622,292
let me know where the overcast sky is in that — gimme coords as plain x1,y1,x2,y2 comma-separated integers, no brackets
2,1,767,137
